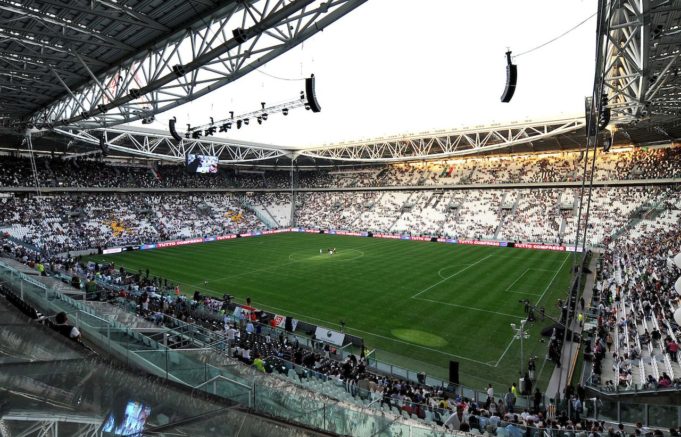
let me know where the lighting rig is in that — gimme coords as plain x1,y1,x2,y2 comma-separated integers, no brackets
168,75,321,141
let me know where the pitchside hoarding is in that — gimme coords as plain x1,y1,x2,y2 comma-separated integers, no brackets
108,227,581,254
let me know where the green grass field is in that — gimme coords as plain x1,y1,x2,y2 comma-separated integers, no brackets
94,233,575,390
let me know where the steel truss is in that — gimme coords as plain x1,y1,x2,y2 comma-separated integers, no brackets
1,412,102,437
53,126,289,164
297,117,586,162
22,0,366,130
598,0,681,122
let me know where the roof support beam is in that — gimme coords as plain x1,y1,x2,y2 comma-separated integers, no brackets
52,126,290,163
0,30,108,67
0,2,136,51
36,0,170,32
21,0,368,131
298,118,587,162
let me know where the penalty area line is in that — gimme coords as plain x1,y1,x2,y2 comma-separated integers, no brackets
494,252,571,367
411,254,494,299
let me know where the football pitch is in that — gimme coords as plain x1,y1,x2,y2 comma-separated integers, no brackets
94,233,576,390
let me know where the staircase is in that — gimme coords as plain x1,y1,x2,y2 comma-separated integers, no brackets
239,197,277,229
261,202,280,227
388,192,417,232
558,215,567,241
608,190,671,241
431,191,444,208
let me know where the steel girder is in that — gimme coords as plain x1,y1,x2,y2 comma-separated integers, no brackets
598,0,681,122
48,117,586,164
21,0,367,130
52,126,289,164
297,117,586,162
1,412,102,437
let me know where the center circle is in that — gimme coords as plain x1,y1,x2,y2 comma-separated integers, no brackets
288,248,364,263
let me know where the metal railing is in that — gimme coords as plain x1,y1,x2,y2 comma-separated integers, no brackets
0,259,462,437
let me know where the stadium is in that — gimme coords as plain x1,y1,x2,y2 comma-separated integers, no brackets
0,1,680,436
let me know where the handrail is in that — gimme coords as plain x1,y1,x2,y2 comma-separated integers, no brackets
194,374,252,392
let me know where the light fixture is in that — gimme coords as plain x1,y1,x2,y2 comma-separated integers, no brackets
283,108,289,116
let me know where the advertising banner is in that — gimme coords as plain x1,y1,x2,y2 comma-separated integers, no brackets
374,233,400,239
334,230,366,237
314,326,345,346
515,243,565,251
458,239,500,247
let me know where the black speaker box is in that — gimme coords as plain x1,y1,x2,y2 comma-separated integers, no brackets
169,117,182,142
305,75,322,113
449,360,460,385
501,51,517,103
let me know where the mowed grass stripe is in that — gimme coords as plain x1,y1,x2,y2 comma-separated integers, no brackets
93,233,574,387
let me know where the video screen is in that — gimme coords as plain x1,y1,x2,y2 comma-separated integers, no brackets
102,400,151,436
186,154,218,173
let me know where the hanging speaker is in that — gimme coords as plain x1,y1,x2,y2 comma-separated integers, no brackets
500,51,517,103
169,117,182,142
305,74,322,113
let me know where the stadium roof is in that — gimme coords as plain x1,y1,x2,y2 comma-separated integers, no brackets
597,0,681,123
6,115,676,168
0,0,236,120
0,0,679,166
0,0,367,130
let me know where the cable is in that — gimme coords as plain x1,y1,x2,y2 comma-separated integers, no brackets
552,0,609,406
513,12,597,58
255,68,306,82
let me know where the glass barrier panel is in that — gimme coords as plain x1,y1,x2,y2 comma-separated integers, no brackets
620,402,645,425
648,404,679,429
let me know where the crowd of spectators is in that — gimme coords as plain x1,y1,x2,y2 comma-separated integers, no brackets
1,185,677,254
586,199,681,391
1,146,679,190
0,193,263,254
2,146,681,435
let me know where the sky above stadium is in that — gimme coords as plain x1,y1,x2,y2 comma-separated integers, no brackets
147,0,597,148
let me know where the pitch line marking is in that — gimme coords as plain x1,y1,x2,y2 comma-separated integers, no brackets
410,254,494,299
505,268,530,292
195,243,377,286
412,297,523,319
287,248,365,263
508,290,542,296
494,252,571,367
536,253,571,306
437,264,475,280
257,304,494,367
